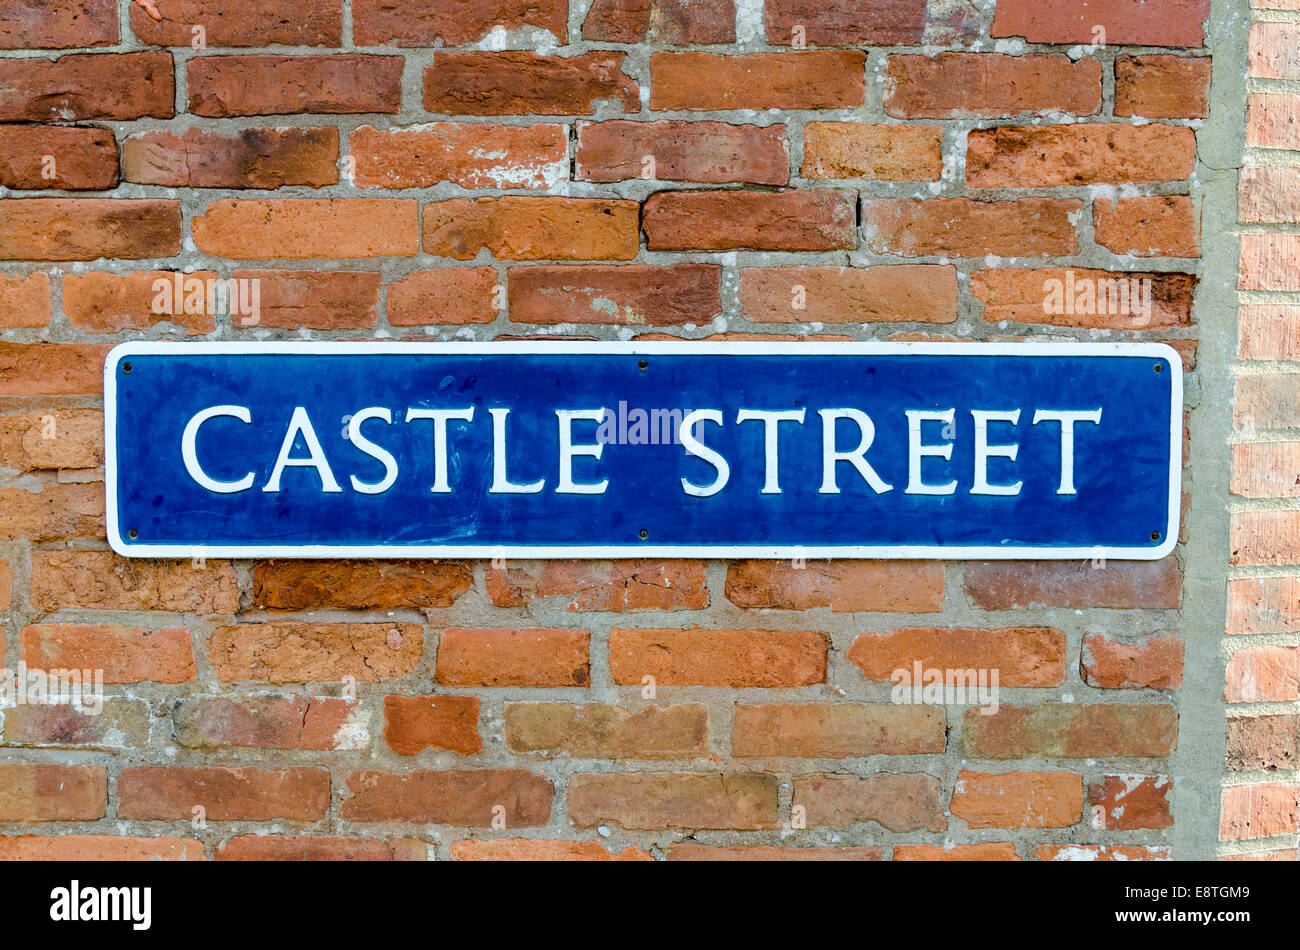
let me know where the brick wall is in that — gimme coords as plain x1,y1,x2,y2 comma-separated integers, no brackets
0,0,1237,861
1223,0,1300,861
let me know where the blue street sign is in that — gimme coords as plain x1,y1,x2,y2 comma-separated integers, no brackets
104,342,1181,560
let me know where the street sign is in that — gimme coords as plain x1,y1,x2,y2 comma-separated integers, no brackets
104,341,1182,560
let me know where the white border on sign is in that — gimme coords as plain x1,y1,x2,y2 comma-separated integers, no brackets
103,340,1184,561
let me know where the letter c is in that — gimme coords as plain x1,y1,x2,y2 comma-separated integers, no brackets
182,405,254,493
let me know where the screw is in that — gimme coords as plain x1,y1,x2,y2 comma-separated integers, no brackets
128,528,139,539
122,362,133,375
638,528,649,540
1150,530,1161,542
638,359,648,371
1153,363,1163,374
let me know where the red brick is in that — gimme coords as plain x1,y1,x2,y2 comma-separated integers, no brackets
1089,775,1173,830
0,558,10,611
964,559,1181,610
801,122,941,181
505,703,708,758
209,622,422,684
2,700,150,750
425,52,639,116
253,559,471,610
1227,576,1300,634
0,198,180,261
847,626,1066,687
0,125,117,190
193,199,418,259
63,271,218,335
0,273,49,329
0,0,118,48
739,266,956,326
0,52,174,121
1225,646,1299,703
765,0,929,45
1242,234,1300,291
669,843,882,861
437,628,590,687
388,268,499,326
1094,197,1199,258
187,55,402,117
1241,167,1300,224
732,703,944,757
356,0,567,45
577,120,786,186
0,836,202,860
1250,21,1300,79
352,123,566,190
385,696,481,756
131,0,342,46
644,190,856,252
343,769,554,825
123,128,338,189
22,624,195,684
119,766,330,821
1115,55,1211,118
1227,714,1298,771
1232,443,1300,498
225,270,379,330
451,838,652,861
793,772,945,831
486,559,708,609
585,0,734,43
0,765,106,820
951,771,1082,828
991,0,1208,47
1231,510,1300,566
966,125,1196,188
1036,844,1170,861
569,772,777,829
1081,632,1184,690
0,343,109,396
424,197,639,261
29,551,239,613
1220,783,1300,840
609,628,825,687
1234,374,1300,429
173,696,367,751
886,54,1100,118
0,482,102,541
894,843,1020,861
861,197,1079,258
965,704,1179,759
217,836,424,861
974,268,1195,330
1247,93,1300,150
650,51,865,111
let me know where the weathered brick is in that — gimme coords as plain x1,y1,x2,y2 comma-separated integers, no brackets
765,0,929,45
1035,844,1170,861
1230,510,1300,566
1246,93,1300,150
2,699,149,750
223,270,379,329
0,482,102,541
1232,443,1300,498
732,704,944,757
668,843,882,861
30,551,238,613
1220,783,1300,840
991,0,1208,46
22,624,195,683
1250,21,1300,79
452,839,650,861
649,51,865,111
1227,714,1298,771
425,52,639,116
964,559,1181,610
486,559,708,610
568,772,777,829
343,769,554,825
585,0,733,43
173,696,368,751
209,622,422,684
424,197,639,261
505,703,708,758
0,52,173,121
1081,632,1184,690
0,408,102,472
847,626,1066,686
1241,167,1300,224
801,122,942,181
1224,646,1299,702
644,190,856,252
0,343,109,396
1234,374,1300,429
965,704,1179,759
188,55,403,116
1089,775,1173,829
966,125,1196,187
0,558,10,612
577,120,787,185
1094,197,1199,258
253,560,471,609
0,765,106,820
385,696,481,756
894,843,1020,861
885,54,1100,118
793,772,945,831
352,124,566,190
739,267,957,326
217,836,424,861
0,836,202,860
0,273,49,328
951,771,1082,828
610,628,825,687
387,268,498,326
861,198,1079,258
1240,234,1300,291
436,628,590,687
131,0,342,46
1115,55,1211,118
1227,576,1300,634
118,766,330,821
356,0,567,45
0,199,181,261
193,199,418,259
63,271,218,335
0,0,118,48
0,125,117,190
123,128,339,189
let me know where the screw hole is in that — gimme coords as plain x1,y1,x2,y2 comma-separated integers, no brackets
1153,363,1163,374
122,362,133,375
1150,530,1161,542
638,359,648,371
638,528,649,540
128,528,138,539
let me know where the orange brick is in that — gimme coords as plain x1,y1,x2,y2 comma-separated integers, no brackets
123,128,338,188
62,271,218,335
1093,197,1199,258
847,626,1066,686
0,408,102,472
173,696,367,751
739,267,956,326
423,197,639,261
644,190,856,252
29,551,239,613
1089,775,1173,829
0,198,180,261
568,772,778,830
649,51,865,111
964,558,1181,610
965,704,1178,759
0,273,49,328
973,269,1196,330
894,843,1020,861
352,123,567,190
793,772,945,831
723,558,944,613
1226,576,1300,634
609,628,826,687
216,836,424,861
131,0,341,46
436,628,590,687
668,843,883,861
388,268,499,326
193,199,418,259
1115,55,1211,118
0,125,117,189
343,769,554,825
0,0,119,48
1232,443,1300,498
118,766,330,821
1230,510,1300,566
209,622,422,684
0,482,103,541
860,197,1079,258
504,703,708,758
1224,646,1299,702
801,123,942,180
252,559,471,610
951,771,1083,828
509,266,721,327
451,838,651,861
577,120,789,185
425,51,639,116
0,52,173,121
384,696,481,756
1036,844,1170,861
1220,783,1300,840
967,124,1196,187
187,54,402,116
885,53,1100,118
0,343,111,396
486,559,708,610
0,836,202,861
1081,632,1184,689
22,624,195,684
0,764,106,821
731,703,944,757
